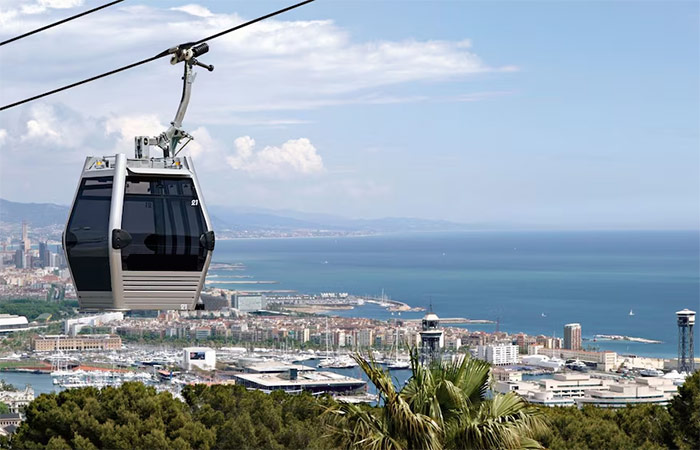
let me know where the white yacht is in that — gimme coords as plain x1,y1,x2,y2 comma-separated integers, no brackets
640,368,663,377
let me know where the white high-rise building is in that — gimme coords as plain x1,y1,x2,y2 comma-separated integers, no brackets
234,294,267,312
477,344,519,365
357,329,373,348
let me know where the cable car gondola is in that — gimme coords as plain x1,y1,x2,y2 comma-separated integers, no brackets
0,1,317,310
63,43,215,311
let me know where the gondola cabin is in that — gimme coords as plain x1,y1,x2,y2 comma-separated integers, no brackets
3,4,320,312
63,154,214,311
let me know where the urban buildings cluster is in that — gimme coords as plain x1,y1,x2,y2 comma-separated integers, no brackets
495,372,679,408
1,222,66,270
34,306,691,376
0,222,72,300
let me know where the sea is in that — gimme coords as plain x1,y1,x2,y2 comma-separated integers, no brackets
209,230,700,359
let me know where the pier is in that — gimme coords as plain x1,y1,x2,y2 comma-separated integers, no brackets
405,317,495,325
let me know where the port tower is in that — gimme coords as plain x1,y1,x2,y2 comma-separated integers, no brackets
420,307,444,364
677,309,695,373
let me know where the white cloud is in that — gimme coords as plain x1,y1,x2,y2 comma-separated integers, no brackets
0,3,512,216
36,0,82,9
0,3,514,117
104,114,168,153
15,104,101,151
0,0,83,21
226,136,324,177
0,101,397,217
21,104,61,142
171,4,214,18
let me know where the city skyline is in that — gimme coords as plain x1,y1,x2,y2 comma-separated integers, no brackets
0,1,697,229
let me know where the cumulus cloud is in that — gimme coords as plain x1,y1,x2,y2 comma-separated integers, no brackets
171,4,214,18
21,104,61,142
0,101,392,216
226,136,323,177
0,0,83,22
9,103,102,152
104,114,168,153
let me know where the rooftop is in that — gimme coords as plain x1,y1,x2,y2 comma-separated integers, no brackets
235,370,365,388
241,361,315,374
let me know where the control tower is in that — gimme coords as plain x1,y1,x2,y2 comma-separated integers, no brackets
676,309,695,373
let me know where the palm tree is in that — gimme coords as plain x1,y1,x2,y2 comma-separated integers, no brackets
326,350,547,450
327,352,442,450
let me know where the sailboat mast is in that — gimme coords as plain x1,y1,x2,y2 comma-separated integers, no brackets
325,316,330,359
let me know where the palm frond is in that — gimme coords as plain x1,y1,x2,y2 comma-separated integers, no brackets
336,351,547,450
445,393,548,449
448,354,491,405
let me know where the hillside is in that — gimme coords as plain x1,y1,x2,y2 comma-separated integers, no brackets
0,198,70,228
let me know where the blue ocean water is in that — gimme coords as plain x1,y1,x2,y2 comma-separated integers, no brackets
209,231,699,359
0,372,59,396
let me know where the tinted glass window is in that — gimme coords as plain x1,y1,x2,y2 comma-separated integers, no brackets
121,177,207,271
65,177,113,291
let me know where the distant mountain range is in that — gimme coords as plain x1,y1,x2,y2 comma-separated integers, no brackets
0,198,478,233
0,198,71,228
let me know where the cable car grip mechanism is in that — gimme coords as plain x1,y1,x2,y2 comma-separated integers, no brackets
134,42,214,160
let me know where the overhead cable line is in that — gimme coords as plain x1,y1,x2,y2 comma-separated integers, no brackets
0,0,315,112
0,0,125,47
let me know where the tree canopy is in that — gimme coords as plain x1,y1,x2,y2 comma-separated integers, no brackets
12,382,214,449
0,299,78,321
668,370,700,449
11,383,330,450
6,370,699,449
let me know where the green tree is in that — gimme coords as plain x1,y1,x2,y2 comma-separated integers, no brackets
0,381,17,392
181,383,330,449
534,401,682,450
327,350,546,450
11,382,214,449
0,299,78,321
669,370,700,449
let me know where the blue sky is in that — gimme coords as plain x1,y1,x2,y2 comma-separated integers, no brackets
0,0,697,229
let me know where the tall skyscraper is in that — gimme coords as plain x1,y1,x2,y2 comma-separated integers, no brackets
676,309,695,373
564,323,582,350
21,221,30,252
39,242,50,268
14,249,26,269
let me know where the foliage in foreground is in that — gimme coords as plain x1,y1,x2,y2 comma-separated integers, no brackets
6,369,699,449
10,382,330,450
182,383,333,450
537,404,674,450
668,369,700,450
12,383,212,449
326,351,547,450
